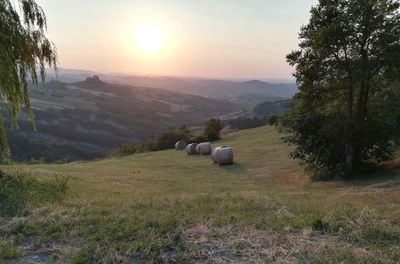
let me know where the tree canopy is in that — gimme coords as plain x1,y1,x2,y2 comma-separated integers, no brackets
204,118,222,142
283,0,400,177
0,0,57,160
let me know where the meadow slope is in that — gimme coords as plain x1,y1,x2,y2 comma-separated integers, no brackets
1,126,400,263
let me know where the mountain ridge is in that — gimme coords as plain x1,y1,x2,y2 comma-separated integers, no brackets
46,69,298,106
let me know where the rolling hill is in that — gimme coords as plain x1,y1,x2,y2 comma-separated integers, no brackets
47,69,298,106
1,126,399,263
109,76,298,105
6,76,238,162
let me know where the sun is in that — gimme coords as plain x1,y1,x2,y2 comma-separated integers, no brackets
134,24,166,55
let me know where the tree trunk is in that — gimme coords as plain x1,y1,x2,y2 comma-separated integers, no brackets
345,78,354,174
345,144,354,172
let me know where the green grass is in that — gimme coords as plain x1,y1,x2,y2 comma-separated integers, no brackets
1,126,400,263
0,170,68,217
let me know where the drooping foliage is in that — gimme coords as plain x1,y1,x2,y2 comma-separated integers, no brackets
0,0,57,160
283,0,400,177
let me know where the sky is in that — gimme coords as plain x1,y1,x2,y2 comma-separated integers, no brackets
36,0,317,80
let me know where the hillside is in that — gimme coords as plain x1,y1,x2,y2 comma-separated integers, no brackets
111,76,298,106
1,126,400,263
47,69,298,106
221,99,291,128
5,76,238,162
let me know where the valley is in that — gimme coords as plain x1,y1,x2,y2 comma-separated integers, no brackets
6,74,293,162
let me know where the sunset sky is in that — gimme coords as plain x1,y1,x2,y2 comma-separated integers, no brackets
37,0,317,80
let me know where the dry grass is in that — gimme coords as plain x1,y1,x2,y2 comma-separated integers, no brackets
1,126,400,263
181,225,397,264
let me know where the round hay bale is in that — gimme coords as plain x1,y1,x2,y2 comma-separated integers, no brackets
186,143,198,155
212,146,233,166
175,140,187,150
195,144,200,154
211,146,223,164
198,142,212,155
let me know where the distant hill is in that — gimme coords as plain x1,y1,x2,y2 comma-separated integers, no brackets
6,76,238,162
47,69,298,106
106,76,297,106
220,99,291,130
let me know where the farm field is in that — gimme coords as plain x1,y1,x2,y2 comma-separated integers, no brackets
1,126,400,263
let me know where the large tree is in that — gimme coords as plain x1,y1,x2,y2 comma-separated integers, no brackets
284,0,400,176
0,0,57,160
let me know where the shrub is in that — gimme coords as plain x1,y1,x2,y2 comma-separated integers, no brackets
154,125,192,151
120,144,137,156
268,115,280,126
192,135,209,143
204,118,222,141
0,169,69,217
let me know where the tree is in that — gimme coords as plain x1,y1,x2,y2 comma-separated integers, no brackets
204,118,222,141
268,115,279,126
0,0,57,160
284,0,400,176
154,125,192,150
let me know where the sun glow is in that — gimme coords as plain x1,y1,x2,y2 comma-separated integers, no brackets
134,24,166,55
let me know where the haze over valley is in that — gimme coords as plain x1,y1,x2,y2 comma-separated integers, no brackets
6,72,296,162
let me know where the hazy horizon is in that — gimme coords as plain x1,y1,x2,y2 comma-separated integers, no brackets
53,67,296,84
37,0,317,80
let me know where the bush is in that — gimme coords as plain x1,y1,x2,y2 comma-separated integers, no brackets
192,135,209,143
154,125,192,151
268,115,280,126
120,144,137,156
204,118,222,141
0,169,69,217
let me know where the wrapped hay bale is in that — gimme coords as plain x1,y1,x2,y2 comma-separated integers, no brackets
175,140,187,150
212,146,233,166
198,142,212,155
186,143,198,155
211,146,223,164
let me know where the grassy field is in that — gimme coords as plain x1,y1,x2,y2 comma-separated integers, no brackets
1,126,400,263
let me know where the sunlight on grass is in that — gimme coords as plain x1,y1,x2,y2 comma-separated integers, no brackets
1,126,400,263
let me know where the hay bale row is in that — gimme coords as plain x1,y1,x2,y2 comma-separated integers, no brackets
177,140,234,166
